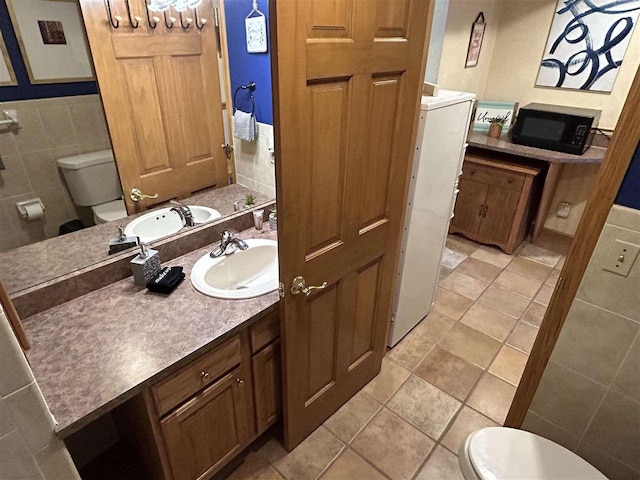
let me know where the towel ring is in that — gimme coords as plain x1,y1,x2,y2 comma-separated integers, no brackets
233,81,256,115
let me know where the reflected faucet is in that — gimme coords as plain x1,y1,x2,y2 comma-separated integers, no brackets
170,200,195,227
210,230,249,258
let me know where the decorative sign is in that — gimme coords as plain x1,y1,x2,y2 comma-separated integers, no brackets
536,0,640,92
472,101,518,135
465,12,486,68
245,15,267,53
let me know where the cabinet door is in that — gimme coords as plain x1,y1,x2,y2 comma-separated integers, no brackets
252,340,282,435
478,186,521,244
451,178,488,234
161,367,251,480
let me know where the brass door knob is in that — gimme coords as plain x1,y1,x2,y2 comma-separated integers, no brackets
291,276,327,296
130,188,159,202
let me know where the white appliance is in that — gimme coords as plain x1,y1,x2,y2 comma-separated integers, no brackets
388,89,474,347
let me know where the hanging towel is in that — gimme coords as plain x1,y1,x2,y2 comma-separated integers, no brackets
233,109,258,142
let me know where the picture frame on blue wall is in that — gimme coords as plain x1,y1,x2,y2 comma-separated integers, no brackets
0,30,17,86
6,0,94,84
245,1,267,53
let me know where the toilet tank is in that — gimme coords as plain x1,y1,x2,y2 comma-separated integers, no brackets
56,150,123,207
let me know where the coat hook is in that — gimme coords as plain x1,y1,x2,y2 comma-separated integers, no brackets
124,0,140,28
194,7,207,30
179,11,192,29
164,11,175,29
144,0,158,29
105,0,120,28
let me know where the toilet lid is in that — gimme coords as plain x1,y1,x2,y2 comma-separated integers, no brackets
468,427,606,480
93,199,127,223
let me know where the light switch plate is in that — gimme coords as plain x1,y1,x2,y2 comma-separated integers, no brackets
556,202,571,218
603,240,640,277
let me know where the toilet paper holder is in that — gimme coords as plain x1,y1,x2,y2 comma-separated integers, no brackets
16,198,45,219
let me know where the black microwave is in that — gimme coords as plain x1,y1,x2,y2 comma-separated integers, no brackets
512,103,601,155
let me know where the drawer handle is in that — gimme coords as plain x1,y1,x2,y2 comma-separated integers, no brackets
201,371,210,382
483,205,489,218
236,378,245,386
478,204,484,217
508,177,514,183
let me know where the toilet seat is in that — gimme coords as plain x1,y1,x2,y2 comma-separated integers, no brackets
92,199,128,224
459,427,606,480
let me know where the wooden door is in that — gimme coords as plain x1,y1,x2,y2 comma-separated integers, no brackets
451,178,488,235
273,0,434,449
79,0,228,212
160,367,251,480
478,186,520,244
252,340,282,435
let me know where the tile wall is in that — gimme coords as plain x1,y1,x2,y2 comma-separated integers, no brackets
523,204,640,480
233,122,276,198
0,95,111,252
0,305,80,479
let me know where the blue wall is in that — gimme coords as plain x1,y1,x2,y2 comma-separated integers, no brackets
0,0,97,102
224,0,273,125
615,141,640,210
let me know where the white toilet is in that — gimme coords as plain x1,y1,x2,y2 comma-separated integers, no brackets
459,427,606,480
56,150,128,225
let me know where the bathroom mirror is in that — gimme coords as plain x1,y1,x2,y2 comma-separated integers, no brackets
0,0,276,296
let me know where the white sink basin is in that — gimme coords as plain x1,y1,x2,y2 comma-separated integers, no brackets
124,206,221,243
191,239,278,299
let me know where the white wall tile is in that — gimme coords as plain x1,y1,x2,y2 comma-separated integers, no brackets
0,397,16,438
35,440,81,480
0,431,44,480
233,121,275,193
0,311,34,397
5,383,56,453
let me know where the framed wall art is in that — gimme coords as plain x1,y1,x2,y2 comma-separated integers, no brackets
0,30,18,86
465,12,486,68
6,0,94,84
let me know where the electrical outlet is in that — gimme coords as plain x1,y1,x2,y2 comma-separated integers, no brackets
603,240,640,277
556,202,571,218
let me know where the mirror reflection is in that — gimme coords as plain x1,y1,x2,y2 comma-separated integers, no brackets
0,0,275,294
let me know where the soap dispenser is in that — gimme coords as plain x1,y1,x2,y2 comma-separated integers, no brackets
108,226,138,255
130,242,161,287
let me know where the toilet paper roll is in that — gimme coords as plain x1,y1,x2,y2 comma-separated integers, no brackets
23,202,44,221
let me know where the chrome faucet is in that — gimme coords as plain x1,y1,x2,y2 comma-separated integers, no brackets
210,230,249,258
170,200,195,227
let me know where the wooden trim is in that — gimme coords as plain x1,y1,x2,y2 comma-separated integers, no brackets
464,154,541,176
0,278,30,351
0,30,17,86
505,67,640,428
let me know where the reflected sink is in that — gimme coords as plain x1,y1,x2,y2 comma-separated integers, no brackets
191,239,278,299
124,206,221,243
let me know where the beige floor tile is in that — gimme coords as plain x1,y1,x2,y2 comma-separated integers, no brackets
387,375,461,439
272,427,345,480
493,270,543,299
455,257,503,283
441,247,468,269
470,246,513,268
488,345,528,386
506,322,539,354
352,408,434,480
412,311,456,343
227,452,283,480
438,323,501,368
324,391,381,444
467,373,517,424
507,256,553,282
545,269,560,287
519,243,563,267
446,235,480,255
415,446,464,480
414,346,482,401
439,266,453,283
433,287,474,321
441,407,498,454
478,284,531,318
320,449,387,480
388,331,435,370
257,438,289,465
555,256,566,269
363,357,411,403
440,271,490,301
460,303,517,342
521,302,547,328
535,284,554,306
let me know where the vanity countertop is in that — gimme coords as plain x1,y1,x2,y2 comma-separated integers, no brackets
467,131,607,164
22,226,279,438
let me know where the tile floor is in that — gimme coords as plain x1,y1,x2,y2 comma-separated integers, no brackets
227,235,567,480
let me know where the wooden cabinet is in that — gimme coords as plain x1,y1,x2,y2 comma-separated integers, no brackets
451,155,541,254
252,340,282,434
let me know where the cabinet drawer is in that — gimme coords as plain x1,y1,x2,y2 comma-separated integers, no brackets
462,162,525,191
250,310,280,353
152,336,242,416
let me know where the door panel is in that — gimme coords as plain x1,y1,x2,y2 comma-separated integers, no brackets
451,178,488,235
479,187,521,243
274,0,434,449
79,0,227,212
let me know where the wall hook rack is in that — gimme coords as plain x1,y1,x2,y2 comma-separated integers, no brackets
164,11,175,29
194,7,207,30
144,0,158,29
124,0,141,28
105,0,120,28
179,12,192,29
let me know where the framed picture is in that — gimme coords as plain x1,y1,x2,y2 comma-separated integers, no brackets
472,101,519,135
465,12,486,68
0,30,17,86
245,14,268,53
6,0,94,84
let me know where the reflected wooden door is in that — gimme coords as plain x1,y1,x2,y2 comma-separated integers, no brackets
273,0,434,449
79,0,228,212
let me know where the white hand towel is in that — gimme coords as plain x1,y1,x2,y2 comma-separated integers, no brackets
233,109,258,142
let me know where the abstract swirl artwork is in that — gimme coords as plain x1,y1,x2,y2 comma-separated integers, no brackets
536,0,640,92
